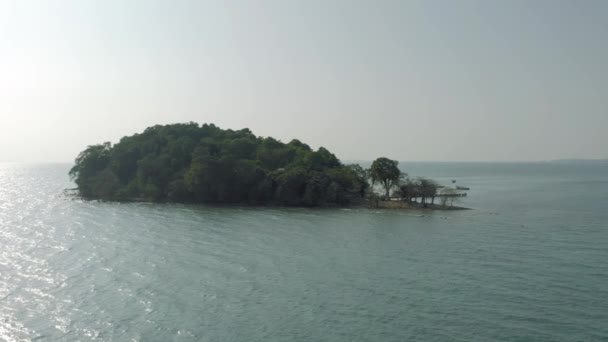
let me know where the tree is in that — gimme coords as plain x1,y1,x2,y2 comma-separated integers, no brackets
418,178,439,207
69,142,113,198
398,178,416,202
368,157,403,199
273,167,307,205
346,164,369,198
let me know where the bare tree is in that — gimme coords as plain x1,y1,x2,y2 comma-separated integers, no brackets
418,178,438,207
398,178,415,202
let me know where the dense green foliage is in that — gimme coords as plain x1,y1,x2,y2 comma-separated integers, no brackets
70,123,367,206
369,157,404,198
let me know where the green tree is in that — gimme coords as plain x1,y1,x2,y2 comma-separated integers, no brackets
69,142,113,198
369,157,403,199
347,164,369,197
273,167,307,205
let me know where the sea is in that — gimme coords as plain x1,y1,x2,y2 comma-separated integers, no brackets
0,162,606,341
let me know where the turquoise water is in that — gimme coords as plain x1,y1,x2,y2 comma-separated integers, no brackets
0,162,606,341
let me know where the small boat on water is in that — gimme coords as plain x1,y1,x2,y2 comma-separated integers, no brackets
456,186,470,190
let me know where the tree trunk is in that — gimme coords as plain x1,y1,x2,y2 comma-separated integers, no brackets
383,180,390,199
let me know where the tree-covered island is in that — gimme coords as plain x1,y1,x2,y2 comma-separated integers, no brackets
69,123,466,208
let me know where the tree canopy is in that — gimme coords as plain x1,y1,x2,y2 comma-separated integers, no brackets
69,123,368,206
369,157,403,199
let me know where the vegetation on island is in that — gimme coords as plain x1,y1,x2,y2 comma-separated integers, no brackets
69,122,466,209
69,123,368,206
365,158,461,208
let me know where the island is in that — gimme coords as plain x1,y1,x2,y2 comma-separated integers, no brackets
69,123,467,209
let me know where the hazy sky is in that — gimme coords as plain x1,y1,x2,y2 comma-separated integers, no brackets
1,0,606,162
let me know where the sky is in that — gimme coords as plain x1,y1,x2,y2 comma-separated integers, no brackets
1,0,606,163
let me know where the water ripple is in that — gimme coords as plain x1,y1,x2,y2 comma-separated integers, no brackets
0,163,607,341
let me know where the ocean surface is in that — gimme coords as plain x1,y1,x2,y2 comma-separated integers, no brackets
0,162,607,341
